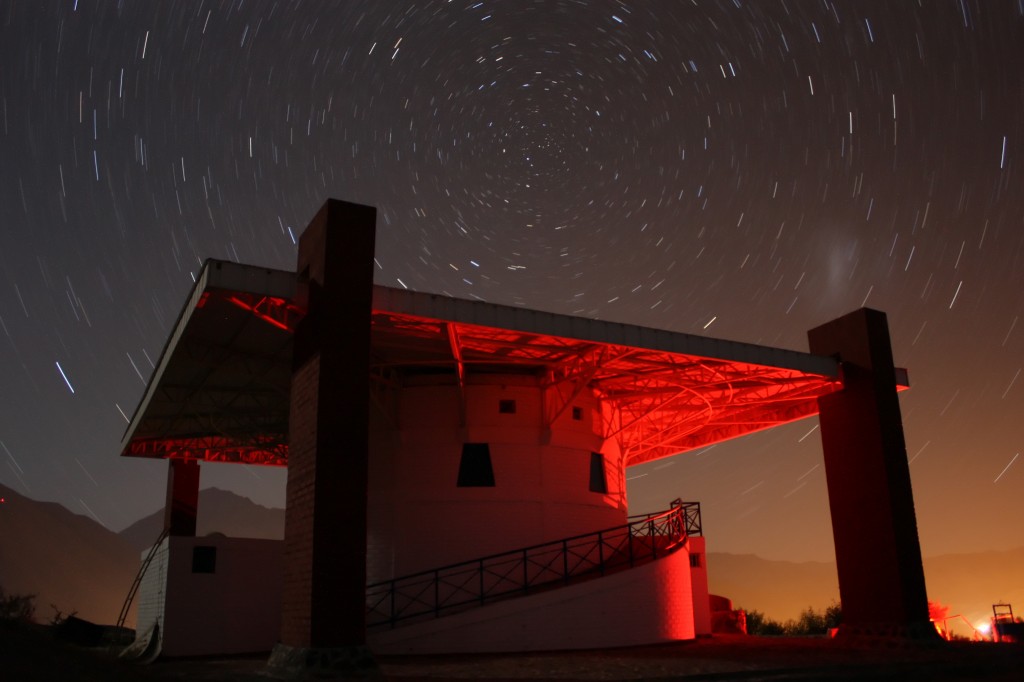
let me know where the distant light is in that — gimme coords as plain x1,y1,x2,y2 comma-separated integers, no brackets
977,622,991,634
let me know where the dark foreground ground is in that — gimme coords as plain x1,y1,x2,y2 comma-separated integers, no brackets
2,622,1022,681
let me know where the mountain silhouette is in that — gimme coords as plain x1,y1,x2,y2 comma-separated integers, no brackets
117,486,284,552
707,547,1024,638
0,483,138,626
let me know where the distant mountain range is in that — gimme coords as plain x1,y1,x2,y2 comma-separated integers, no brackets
1,482,1019,639
0,485,283,628
0,483,138,627
708,547,1024,635
118,486,285,552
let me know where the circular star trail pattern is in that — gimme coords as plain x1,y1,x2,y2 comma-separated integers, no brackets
0,1,1022,563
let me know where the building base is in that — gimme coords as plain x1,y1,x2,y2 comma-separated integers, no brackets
267,643,381,680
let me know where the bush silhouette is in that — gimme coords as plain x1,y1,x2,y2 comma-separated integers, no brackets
743,603,841,636
0,585,36,623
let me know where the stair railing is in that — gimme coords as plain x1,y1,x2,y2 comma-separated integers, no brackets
116,527,170,631
366,500,700,630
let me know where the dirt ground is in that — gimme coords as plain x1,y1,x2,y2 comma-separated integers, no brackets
377,636,1023,681
2,622,1022,681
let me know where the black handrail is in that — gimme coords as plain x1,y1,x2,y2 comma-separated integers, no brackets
366,500,700,630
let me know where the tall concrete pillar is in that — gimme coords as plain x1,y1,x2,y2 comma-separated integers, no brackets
808,308,933,637
270,199,379,677
163,459,199,536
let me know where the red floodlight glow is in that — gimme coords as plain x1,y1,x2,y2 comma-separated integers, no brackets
124,435,288,466
370,310,845,467
123,285,874,469
225,292,305,332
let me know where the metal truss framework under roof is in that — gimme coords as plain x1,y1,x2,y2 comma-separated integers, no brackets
122,260,906,468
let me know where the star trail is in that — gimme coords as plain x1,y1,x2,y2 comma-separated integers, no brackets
0,1,1022,561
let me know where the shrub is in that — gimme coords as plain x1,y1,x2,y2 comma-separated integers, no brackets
49,604,78,627
824,602,842,630
0,585,36,622
745,609,787,635
789,606,826,635
743,603,841,636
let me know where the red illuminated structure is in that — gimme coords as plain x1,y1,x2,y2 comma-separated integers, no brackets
122,267,850,471
120,199,932,667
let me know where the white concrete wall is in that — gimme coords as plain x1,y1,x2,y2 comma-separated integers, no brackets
369,544,695,654
368,375,628,582
156,537,283,657
687,536,712,636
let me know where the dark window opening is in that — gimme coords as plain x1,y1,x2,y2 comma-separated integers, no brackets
498,399,517,414
589,452,608,494
458,443,495,487
572,406,583,421
690,553,702,569
192,546,217,574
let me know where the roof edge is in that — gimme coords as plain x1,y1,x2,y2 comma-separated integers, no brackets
370,285,839,377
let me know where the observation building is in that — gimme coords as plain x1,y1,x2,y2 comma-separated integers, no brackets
119,200,933,669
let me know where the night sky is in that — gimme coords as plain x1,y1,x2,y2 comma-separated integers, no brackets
1,1,1022,563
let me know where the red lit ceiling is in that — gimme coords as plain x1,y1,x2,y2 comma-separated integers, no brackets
121,260,895,468
369,310,842,467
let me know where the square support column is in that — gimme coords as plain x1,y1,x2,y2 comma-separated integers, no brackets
808,308,933,638
163,459,200,537
270,199,379,677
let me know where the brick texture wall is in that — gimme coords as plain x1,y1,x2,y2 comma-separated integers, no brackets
280,199,376,649
280,355,319,645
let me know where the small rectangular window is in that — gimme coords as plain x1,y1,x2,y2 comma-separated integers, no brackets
690,553,702,569
572,406,583,421
192,546,217,574
498,399,517,414
589,452,608,494
458,443,495,487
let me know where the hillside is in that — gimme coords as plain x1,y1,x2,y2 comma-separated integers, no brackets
118,487,285,552
0,483,138,627
707,552,839,621
708,547,1024,637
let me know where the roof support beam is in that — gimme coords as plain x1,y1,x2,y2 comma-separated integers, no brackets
446,323,467,427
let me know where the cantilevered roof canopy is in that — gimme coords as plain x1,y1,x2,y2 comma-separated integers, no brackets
123,259,898,467
120,260,300,465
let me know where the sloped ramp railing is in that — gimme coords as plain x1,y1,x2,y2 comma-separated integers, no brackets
367,499,700,630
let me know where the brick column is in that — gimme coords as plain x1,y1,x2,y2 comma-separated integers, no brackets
271,199,379,676
808,308,933,637
163,459,199,536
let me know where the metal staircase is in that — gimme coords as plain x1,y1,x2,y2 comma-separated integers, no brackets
366,499,700,630
116,527,170,630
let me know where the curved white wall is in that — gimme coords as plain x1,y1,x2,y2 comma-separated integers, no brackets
369,542,695,654
368,374,627,582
